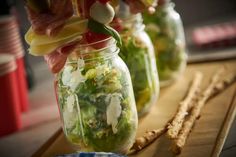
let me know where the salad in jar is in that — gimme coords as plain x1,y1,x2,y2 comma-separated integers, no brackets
114,11,159,117
56,45,138,152
120,32,159,116
143,0,187,86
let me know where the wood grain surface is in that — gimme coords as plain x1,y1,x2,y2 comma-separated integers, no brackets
32,60,236,157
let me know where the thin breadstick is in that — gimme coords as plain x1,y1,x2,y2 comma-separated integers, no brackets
171,68,225,155
211,73,236,97
167,72,203,139
128,118,173,155
128,127,167,155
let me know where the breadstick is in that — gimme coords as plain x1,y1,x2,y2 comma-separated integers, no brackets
171,68,225,155
129,118,174,155
211,73,236,97
128,127,167,155
167,72,203,139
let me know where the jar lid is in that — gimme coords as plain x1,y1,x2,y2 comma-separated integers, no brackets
0,53,17,76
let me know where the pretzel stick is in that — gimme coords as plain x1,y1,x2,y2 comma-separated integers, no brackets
128,118,173,155
167,72,203,139
171,68,225,155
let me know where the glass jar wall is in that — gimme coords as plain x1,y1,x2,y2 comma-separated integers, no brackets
116,14,159,117
143,0,187,87
55,38,138,153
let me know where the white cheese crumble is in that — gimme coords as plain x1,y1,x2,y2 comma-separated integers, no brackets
63,95,77,129
62,65,73,86
106,93,122,134
62,59,86,91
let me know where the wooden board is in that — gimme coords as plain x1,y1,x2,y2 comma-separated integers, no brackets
32,60,236,157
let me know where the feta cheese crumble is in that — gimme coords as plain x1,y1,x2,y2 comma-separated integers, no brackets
62,59,86,91
106,93,122,134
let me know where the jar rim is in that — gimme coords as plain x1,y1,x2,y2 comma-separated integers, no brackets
68,37,119,62
76,36,115,48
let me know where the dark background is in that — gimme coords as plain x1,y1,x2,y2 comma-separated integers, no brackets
173,0,236,26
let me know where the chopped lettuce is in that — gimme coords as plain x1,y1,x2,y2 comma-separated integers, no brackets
119,31,158,116
56,58,137,153
143,3,187,83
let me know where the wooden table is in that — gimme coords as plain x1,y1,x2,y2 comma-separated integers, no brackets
32,59,236,157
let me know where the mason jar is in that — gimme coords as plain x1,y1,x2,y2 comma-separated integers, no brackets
143,0,187,87
115,13,159,117
55,38,138,153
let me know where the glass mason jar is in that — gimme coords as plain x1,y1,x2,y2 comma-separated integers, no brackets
55,38,138,153
116,14,159,117
143,0,187,87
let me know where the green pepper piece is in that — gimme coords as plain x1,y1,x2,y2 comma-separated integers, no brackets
88,19,122,47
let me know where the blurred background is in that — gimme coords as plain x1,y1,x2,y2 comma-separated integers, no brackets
175,0,236,26
0,0,235,157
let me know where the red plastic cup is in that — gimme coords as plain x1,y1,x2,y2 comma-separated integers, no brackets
0,15,29,112
0,54,22,137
